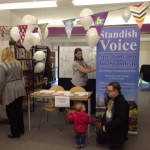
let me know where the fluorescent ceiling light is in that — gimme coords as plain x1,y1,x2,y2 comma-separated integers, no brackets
0,1,57,10
72,0,150,6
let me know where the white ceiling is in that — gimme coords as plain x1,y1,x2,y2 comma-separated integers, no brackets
5,1,149,25
0,0,49,2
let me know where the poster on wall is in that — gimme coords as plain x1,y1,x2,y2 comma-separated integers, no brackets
59,46,96,79
96,26,140,134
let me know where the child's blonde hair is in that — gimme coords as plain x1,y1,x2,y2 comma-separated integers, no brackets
75,102,86,112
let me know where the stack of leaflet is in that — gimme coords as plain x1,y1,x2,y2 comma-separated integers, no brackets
74,92,88,96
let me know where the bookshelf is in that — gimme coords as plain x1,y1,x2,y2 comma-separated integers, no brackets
12,44,35,110
9,43,50,110
9,42,53,110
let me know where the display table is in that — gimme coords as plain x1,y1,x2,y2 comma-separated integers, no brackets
28,90,93,136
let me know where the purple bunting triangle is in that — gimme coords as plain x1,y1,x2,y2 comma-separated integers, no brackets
91,12,108,36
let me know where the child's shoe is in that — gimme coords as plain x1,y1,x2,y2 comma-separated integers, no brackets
80,144,85,148
75,144,80,149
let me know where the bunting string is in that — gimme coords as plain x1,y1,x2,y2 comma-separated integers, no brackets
0,2,149,41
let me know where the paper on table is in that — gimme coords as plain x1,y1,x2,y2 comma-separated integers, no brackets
52,92,60,96
32,91,40,95
74,92,88,96
52,91,64,95
63,93,74,96
39,90,55,94
56,91,71,94
53,91,73,96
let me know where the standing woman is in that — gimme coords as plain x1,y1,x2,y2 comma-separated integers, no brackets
0,47,26,138
71,48,96,89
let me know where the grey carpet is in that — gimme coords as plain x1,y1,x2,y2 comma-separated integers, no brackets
0,89,150,150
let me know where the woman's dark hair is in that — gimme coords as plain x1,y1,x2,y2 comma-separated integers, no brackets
108,82,121,93
74,48,83,61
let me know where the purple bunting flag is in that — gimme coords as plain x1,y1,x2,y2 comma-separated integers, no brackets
92,12,108,36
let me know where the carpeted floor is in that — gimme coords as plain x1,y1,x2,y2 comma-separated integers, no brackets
0,89,150,150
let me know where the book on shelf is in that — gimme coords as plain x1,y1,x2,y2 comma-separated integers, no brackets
23,76,33,87
16,47,26,59
20,60,33,71
16,47,32,59
34,77,39,86
51,63,55,70
28,76,33,86
39,74,44,83
23,76,29,86
34,75,44,86
26,60,33,70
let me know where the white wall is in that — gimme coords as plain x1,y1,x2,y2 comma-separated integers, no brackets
11,13,22,26
139,42,150,67
0,10,11,61
0,10,12,26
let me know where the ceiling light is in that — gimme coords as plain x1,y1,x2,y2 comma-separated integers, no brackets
72,0,150,6
0,1,57,10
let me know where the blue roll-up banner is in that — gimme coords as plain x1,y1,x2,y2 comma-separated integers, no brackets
96,26,140,134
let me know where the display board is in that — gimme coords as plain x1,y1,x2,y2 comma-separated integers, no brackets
96,26,140,134
59,46,96,79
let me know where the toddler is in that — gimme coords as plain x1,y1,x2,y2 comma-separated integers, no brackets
67,102,95,149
